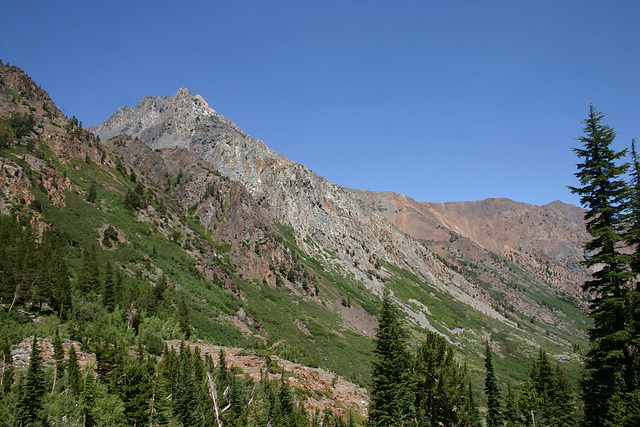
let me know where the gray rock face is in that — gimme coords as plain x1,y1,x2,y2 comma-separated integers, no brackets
91,88,501,322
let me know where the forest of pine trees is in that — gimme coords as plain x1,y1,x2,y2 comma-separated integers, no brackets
0,336,358,426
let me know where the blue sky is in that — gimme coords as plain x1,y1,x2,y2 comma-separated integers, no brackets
2,1,638,206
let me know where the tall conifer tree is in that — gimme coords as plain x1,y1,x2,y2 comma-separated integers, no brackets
368,289,413,426
570,105,633,426
484,341,502,427
67,344,82,396
52,328,65,384
413,331,476,426
625,139,640,398
16,337,46,426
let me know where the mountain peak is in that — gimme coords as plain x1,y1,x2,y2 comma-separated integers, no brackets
175,86,191,96
170,87,217,116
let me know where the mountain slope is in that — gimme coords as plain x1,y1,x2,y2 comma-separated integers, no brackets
91,89,500,320
92,88,590,383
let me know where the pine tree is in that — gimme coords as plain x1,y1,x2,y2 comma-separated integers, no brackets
102,262,116,311
173,343,198,426
570,105,633,426
121,359,154,426
279,374,295,424
528,349,579,426
16,337,46,426
530,349,553,424
178,298,191,339
503,382,518,427
413,331,475,426
52,327,65,385
553,362,579,425
67,343,82,396
50,245,72,318
95,341,125,395
155,344,178,424
625,139,640,399
627,139,640,273
460,381,482,427
77,245,101,294
81,374,96,427
217,348,230,389
368,288,413,426
1,345,14,396
87,181,97,203
516,379,542,426
484,340,502,427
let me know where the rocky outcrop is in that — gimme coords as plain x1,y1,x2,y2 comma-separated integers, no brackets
0,62,103,165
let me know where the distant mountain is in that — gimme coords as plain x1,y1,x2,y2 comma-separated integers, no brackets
354,192,589,296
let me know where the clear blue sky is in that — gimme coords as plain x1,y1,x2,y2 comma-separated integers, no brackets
2,1,638,206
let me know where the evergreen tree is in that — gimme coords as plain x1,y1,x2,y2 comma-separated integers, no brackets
529,349,553,424
178,298,191,339
484,341,502,427
87,181,97,203
368,289,413,426
81,374,96,427
120,359,154,425
155,344,178,424
77,245,101,294
15,222,38,307
625,139,640,401
67,344,82,395
459,380,482,427
102,262,116,311
1,345,14,396
52,328,65,382
217,348,231,389
153,274,168,303
49,244,72,318
173,343,198,426
16,337,46,426
551,361,579,426
413,331,475,426
570,105,633,426
526,349,579,426
503,382,518,427
95,342,124,392
279,374,295,424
